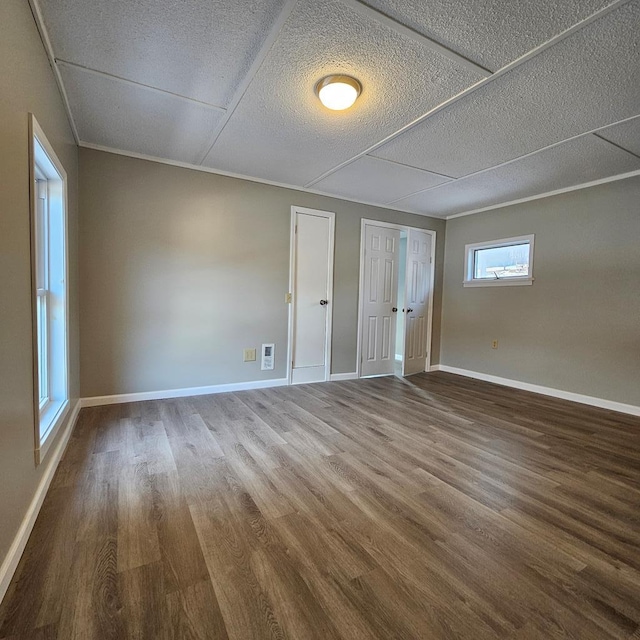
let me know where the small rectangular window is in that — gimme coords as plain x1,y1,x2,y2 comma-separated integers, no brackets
464,235,534,287
30,115,69,464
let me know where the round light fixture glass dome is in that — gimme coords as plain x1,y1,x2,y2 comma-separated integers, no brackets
315,75,362,111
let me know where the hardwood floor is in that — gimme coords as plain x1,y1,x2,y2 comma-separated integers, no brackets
1,372,639,639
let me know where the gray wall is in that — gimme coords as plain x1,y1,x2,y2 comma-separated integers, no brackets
78,148,445,397
0,0,79,569
441,177,640,406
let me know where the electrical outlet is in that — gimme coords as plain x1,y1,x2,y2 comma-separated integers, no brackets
243,348,256,362
492,340,499,350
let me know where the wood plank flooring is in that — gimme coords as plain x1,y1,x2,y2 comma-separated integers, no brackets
1,372,639,639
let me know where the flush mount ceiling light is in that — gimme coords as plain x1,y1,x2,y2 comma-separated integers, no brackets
315,75,362,111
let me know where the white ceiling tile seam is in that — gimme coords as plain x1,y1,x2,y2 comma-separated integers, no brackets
302,0,634,189
385,175,462,205
364,154,457,181
596,116,640,157
76,140,640,221
78,141,445,218
394,135,640,217
28,0,80,144
59,63,227,164
340,0,492,78
384,113,640,205
55,59,227,112
37,0,289,106
444,169,640,220
313,155,451,204
592,133,640,162
196,0,300,166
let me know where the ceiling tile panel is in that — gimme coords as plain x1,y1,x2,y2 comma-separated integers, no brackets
38,0,287,106
362,0,612,71
313,156,451,204
597,116,640,157
60,65,225,164
372,1,640,178
392,135,640,218
202,0,485,186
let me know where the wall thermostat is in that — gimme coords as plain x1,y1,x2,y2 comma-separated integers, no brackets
261,343,275,370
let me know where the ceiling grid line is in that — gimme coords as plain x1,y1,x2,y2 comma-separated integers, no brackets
445,168,640,219
196,0,300,165
364,154,456,181
339,0,492,77
78,140,440,218
55,60,227,112
593,132,640,161
28,0,80,144
303,0,635,189
385,113,640,205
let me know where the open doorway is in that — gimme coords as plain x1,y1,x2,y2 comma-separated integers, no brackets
394,233,407,376
357,220,435,379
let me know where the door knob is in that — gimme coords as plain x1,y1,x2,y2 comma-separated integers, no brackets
319,299,328,306
406,308,414,313
392,307,398,313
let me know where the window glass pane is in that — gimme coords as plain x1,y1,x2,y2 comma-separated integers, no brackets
36,180,47,289
37,294,48,404
474,243,530,279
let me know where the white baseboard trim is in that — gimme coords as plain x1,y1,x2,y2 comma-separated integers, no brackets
329,372,359,382
81,377,289,408
0,399,81,604
430,365,640,417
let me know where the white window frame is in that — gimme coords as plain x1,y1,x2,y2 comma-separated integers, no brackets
29,114,70,465
463,234,535,288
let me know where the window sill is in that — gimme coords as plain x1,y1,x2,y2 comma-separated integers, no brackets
38,398,70,464
463,277,534,288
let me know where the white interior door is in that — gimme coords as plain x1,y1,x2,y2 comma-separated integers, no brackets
403,228,432,376
290,207,334,384
361,224,400,377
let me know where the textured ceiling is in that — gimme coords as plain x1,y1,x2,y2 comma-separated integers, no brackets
35,0,640,218
38,0,287,106
362,0,613,71
372,1,640,177
390,134,640,217
202,0,484,185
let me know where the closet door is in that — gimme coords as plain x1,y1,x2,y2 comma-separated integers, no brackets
403,228,432,376
361,224,400,377
290,207,334,384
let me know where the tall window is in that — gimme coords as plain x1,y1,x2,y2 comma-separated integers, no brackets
30,115,69,463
